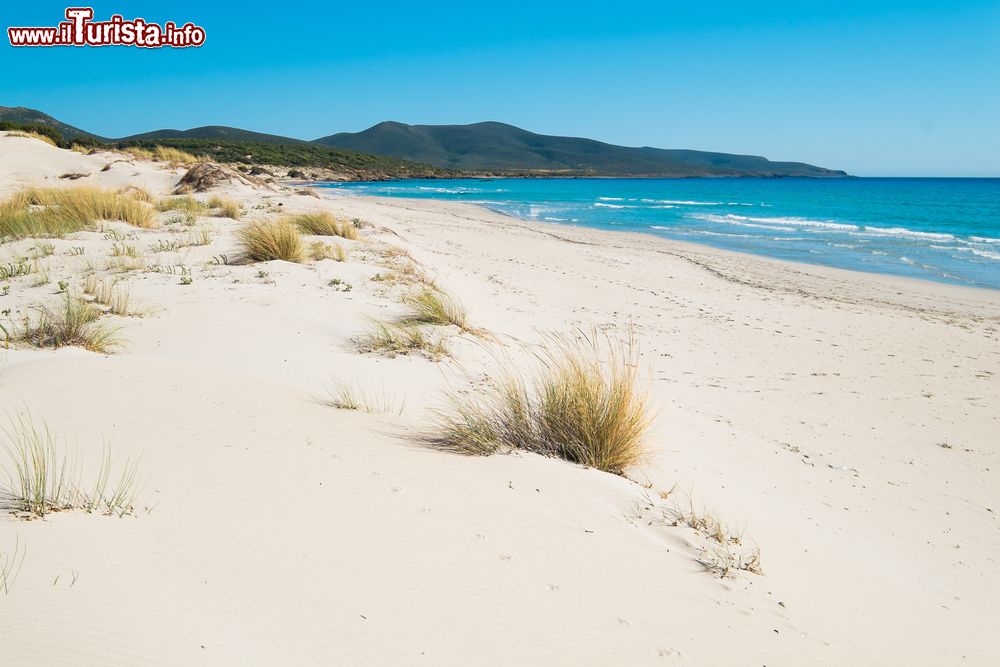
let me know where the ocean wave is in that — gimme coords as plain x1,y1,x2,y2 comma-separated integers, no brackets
858,226,956,241
689,212,858,232
970,249,1000,261
642,199,723,206
969,236,1000,244
598,196,624,201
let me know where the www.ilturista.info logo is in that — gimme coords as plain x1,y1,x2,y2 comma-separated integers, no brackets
8,7,205,48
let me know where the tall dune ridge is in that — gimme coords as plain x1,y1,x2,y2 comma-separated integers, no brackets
0,132,997,665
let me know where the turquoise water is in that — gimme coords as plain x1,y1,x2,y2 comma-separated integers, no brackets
318,178,1000,290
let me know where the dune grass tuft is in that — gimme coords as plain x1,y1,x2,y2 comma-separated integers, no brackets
83,275,142,316
289,211,359,240
152,145,200,164
14,295,121,352
309,240,347,262
207,195,241,219
7,130,57,146
323,378,405,415
402,288,471,331
117,185,154,203
0,187,155,239
355,319,448,360
156,195,207,215
0,412,141,519
237,218,306,263
431,330,650,475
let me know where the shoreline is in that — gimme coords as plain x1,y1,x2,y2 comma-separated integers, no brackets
310,179,1000,291
316,188,1000,309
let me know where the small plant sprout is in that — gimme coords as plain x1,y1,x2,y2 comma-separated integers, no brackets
179,276,193,285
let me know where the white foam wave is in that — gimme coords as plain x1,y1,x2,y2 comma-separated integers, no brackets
970,249,1000,261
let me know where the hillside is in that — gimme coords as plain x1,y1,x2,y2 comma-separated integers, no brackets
116,137,451,179
0,106,103,141
316,121,848,177
119,126,305,145
1,107,848,177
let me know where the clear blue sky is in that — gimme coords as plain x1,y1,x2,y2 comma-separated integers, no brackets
2,1,998,176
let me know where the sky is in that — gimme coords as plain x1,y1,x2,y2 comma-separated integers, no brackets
2,1,998,176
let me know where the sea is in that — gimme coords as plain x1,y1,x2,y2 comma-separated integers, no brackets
316,178,1000,290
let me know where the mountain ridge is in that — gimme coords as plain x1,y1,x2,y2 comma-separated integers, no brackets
0,107,848,177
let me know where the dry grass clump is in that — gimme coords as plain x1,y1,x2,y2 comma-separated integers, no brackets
0,187,155,239
122,146,153,160
289,211,359,240
82,275,142,316
13,295,121,352
0,412,141,519
156,195,208,214
152,145,200,164
355,320,448,360
402,288,471,331
323,378,405,415
309,240,347,262
117,185,154,203
70,143,91,154
660,497,763,576
237,218,306,263
7,130,57,146
207,195,242,219
432,330,650,475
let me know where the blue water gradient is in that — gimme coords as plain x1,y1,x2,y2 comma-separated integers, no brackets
317,178,1000,290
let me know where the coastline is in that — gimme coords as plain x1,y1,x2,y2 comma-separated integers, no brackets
1,135,997,665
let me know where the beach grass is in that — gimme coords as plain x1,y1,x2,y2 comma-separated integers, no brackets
431,330,650,475
309,240,347,261
152,145,200,164
156,195,208,215
355,319,448,360
237,218,306,263
323,378,405,415
15,295,121,352
7,130,57,147
402,288,471,331
207,195,241,219
0,187,155,239
289,211,360,240
0,412,140,519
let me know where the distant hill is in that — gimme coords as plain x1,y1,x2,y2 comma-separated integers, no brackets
119,126,305,145
316,121,847,177
1,107,848,178
0,106,103,141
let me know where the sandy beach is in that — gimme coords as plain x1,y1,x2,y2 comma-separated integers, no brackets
1,133,998,665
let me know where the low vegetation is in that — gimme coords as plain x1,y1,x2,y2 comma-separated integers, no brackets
207,195,241,219
83,275,142,316
0,537,24,595
7,130,57,146
355,319,448,360
431,330,650,475
324,378,405,415
237,218,306,262
309,240,347,261
0,187,155,239
13,295,121,352
663,498,763,577
156,195,208,214
402,288,471,331
289,211,359,240
0,412,141,519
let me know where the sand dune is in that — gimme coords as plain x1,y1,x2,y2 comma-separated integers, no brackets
0,133,997,665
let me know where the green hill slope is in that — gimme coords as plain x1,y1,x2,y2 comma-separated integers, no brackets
316,121,847,177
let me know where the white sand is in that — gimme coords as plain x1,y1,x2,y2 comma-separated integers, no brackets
0,133,998,665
